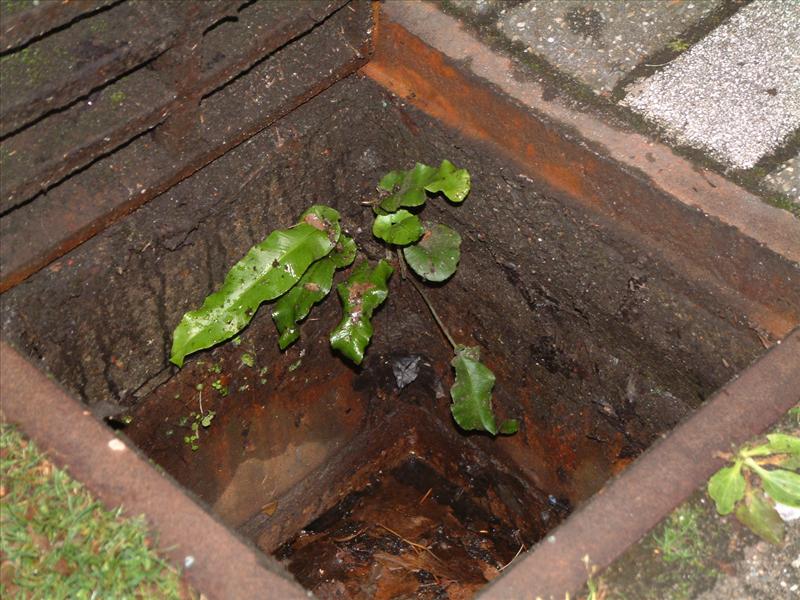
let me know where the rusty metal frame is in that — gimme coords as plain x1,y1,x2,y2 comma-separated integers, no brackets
481,329,800,599
3,331,798,599
0,342,308,600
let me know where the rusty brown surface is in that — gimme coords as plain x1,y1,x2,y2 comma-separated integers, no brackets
0,0,373,292
480,328,800,600
0,341,310,600
361,12,800,340
0,69,176,211
0,1,180,137
0,0,116,52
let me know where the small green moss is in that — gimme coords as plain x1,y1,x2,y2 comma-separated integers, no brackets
667,38,690,52
211,379,228,397
763,193,800,219
241,353,255,368
109,90,126,106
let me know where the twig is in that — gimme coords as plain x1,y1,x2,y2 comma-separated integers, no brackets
398,252,457,350
395,248,408,280
198,390,203,415
375,523,442,563
419,487,433,505
499,544,526,571
332,526,369,543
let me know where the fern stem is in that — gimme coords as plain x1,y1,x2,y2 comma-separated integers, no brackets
398,250,457,350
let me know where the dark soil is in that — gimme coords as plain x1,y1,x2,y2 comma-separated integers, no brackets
0,74,765,598
275,458,524,600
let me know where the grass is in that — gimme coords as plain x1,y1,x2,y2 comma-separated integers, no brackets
650,503,709,568
0,423,191,599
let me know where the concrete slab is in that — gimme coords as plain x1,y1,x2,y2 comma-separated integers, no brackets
624,0,800,170
765,155,800,204
497,0,721,93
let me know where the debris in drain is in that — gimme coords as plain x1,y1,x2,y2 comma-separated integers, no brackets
276,458,526,599
393,355,422,389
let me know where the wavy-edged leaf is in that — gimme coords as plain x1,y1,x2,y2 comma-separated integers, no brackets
708,460,745,515
271,259,336,350
271,235,357,350
735,488,785,545
378,160,471,212
450,345,500,435
423,159,471,203
170,206,340,367
329,234,357,268
750,461,800,508
373,210,424,245
766,433,800,456
403,222,461,282
378,163,437,212
330,260,393,365
744,434,800,458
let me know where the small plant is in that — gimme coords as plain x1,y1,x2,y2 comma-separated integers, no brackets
651,504,707,567
169,161,517,435
182,411,215,451
707,431,800,544
667,38,690,52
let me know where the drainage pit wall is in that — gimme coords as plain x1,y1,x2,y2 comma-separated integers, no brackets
1,2,799,599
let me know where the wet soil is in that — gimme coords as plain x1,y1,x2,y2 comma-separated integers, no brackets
0,73,765,597
275,458,524,600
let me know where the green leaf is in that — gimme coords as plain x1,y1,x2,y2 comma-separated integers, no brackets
403,222,462,282
271,259,336,350
743,434,800,458
170,206,340,367
766,433,800,456
750,461,800,508
378,160,471,212
378,163,437,212
423,159,471,203
330,260,393,365
200,411,216,428
735,488,785,545
707,461,746,515
499,419,519,435
450,345,499,435
271,235,357,350
372,209,424,245
778,453,800,471
329,234,357,268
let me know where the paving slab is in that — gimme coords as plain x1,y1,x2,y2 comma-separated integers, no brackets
624,0,800,170
765,155,800,204
496,0,721,93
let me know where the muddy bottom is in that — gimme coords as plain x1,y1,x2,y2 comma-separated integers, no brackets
276,458,523,600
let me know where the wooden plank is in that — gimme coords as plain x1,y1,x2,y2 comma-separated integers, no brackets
0,69,175,212
0,0,117,52
0,0,179,136
0,0,343,210
0,0,373,292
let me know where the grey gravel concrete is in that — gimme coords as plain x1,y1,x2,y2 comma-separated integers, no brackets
766,155,800,203
695,520,800,600
624,0,800,170
496,0,721,93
